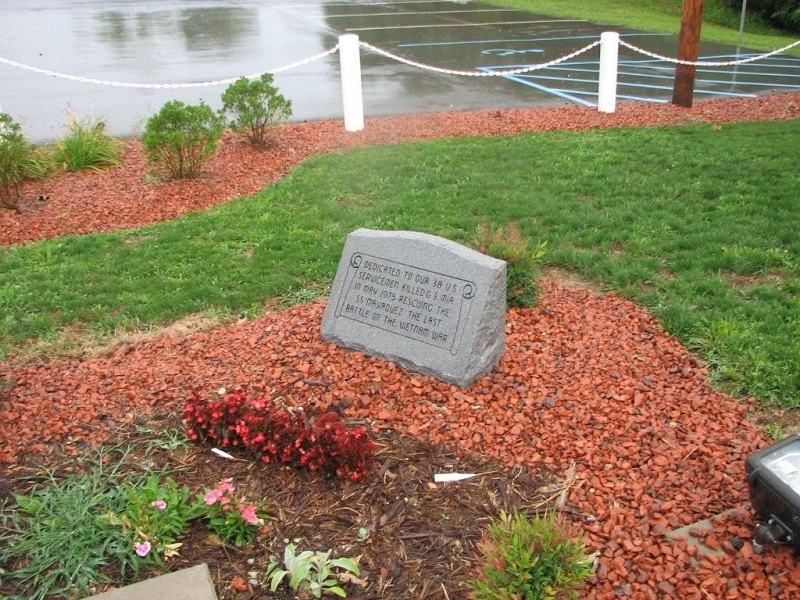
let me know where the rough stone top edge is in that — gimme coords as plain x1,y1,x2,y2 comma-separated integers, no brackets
348,228,505,270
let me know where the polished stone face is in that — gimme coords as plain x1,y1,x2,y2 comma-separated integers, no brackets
322,228,506,388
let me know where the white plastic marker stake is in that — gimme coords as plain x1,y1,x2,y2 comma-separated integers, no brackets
434,473,476,483
211,448,236,460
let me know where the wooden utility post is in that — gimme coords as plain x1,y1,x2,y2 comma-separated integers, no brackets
672,0,705,107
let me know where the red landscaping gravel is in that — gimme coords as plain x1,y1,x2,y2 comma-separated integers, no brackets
1,92,799,247
1,94,799,598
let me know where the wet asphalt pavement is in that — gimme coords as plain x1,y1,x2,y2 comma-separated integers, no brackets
1,0,798,142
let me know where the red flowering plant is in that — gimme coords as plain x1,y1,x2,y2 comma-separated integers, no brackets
183,391,377,482
299,412,378,481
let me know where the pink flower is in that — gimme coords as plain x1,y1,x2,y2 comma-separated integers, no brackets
204,479,235,505
239,504,263,526
134,541,152,557
151,500,167,510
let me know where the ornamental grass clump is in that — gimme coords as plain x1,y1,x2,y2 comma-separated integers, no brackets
183,391,377,481
467,510,595,600
0,449,142,600
52,115,122,172
472,221,547,308
142,100,224,179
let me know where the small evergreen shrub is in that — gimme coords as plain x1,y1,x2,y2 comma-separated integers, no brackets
0,113,34,210
52,116,122,172
472,221,547,308
142,100,224,179
467,510,595,600
221,74,292,147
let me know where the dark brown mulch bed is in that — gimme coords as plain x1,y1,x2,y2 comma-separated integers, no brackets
1,412,564,600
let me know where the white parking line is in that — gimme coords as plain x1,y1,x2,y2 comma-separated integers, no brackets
316,10,522,19
275,1,459,7
347,19,585,32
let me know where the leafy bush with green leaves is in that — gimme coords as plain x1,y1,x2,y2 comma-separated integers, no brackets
103,473,199,567
199,478,266,547
472,221,547,308
221,73,292,147
23,146,57,180
467,511,595,600
52,116,122,172
142,100,224,179
719,0,799,32
266,543,361,599
0,450,141,600
0,113,34,210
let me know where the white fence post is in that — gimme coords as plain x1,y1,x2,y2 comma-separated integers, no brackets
598,31,619,114
339,34,364,132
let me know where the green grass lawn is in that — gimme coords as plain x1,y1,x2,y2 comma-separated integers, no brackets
1,120,798,407
485,0,800,56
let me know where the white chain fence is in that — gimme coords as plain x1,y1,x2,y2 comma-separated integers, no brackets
0,46,341,89
1,36,797,88
1,32,798,130
619,38,800,67
359,40,602,77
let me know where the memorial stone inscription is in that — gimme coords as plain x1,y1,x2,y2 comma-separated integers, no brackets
321,229,506,388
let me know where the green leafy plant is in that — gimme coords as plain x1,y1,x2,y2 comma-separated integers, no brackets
184,392,377,481
764,423,786,441
52,115,122,172
266,543,361,598
23,146,57,180
719,0,799,32
221,73,292,147
103,473,199,568
472,221,547,308
0,112,34,210
467,510,594,600
198,478,266,546
0,449,143,600
142,100,224,179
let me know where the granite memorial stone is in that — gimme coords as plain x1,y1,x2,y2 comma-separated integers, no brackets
321,229,506,388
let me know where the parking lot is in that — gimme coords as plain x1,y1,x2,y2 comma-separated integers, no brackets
1,0,798,141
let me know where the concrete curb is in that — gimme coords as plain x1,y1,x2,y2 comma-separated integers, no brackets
85,564,217,600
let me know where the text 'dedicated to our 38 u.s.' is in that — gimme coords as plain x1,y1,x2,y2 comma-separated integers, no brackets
321,229,506,388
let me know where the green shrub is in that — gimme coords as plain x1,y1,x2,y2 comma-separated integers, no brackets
23,146,57,180
52,116,122,172
142,100,224,179
719,0,800,32
0,113,34,210
266,543,361,599
467,511,595,600
102,473,199,568
472,221,547,308
0,452,140,600
221,73,292,147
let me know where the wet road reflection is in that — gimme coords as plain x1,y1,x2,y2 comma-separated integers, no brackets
1,0,797,142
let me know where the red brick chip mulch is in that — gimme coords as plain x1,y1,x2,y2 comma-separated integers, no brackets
2,94,800,599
